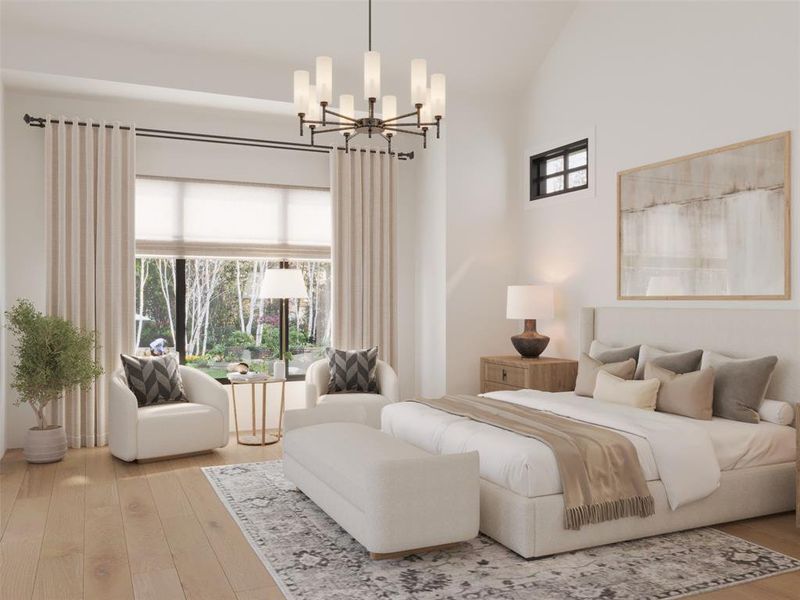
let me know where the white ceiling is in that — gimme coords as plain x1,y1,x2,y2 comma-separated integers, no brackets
1,1,577,101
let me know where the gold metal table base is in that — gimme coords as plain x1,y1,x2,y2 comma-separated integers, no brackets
230,378,286,447
237,432,280,446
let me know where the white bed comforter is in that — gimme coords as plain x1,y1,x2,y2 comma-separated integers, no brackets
382,389,722,510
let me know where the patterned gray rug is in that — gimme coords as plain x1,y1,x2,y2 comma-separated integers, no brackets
203,460,799,600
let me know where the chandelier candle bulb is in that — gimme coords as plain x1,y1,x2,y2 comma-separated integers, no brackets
315,56,333,104
430,73,446,117
382,95,397,122
410,59,427,105
293,70,310,115
364,51,381,99
307,85,321,122
339,94,354,135
420,89,433,124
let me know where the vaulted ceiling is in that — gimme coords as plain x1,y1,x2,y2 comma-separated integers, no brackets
2,1,576,103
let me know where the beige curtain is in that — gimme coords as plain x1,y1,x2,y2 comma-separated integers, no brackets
330,149,397,366
44,116,136,448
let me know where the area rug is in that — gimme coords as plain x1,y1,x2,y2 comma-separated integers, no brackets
203,460,800,600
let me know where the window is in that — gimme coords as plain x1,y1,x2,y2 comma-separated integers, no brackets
530,138,589,201
134,177,331,381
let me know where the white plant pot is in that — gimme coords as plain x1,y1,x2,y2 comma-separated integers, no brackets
24,426,68,463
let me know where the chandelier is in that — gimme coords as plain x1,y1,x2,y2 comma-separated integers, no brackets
292,0,445,153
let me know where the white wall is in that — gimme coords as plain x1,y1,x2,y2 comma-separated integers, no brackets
515,0,800,358
2,86,419,448
0,74,6,457
445,93,520,393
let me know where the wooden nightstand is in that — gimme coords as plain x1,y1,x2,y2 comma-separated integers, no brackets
480,355,578,393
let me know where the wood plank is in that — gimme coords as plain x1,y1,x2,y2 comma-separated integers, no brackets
16,460,58,500
159,514,237,600
0,495,52,600
32,449,88,600
177,460,274,592
236,587,285,600
85,446,119,511
117,476,175,575
84,505,134,600
145,460,194,520
0,450,28,537
132,568,186,600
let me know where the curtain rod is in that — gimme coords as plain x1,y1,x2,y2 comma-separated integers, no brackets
22,114,414,161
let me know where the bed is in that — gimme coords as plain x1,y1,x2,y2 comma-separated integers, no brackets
382,307,799,558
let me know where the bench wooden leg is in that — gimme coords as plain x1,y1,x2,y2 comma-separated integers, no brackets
369,541,463,561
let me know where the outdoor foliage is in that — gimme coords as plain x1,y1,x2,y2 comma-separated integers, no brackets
136,257,331,376
5,299,104,429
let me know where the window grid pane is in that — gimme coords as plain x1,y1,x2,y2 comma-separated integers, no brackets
530,139,589,200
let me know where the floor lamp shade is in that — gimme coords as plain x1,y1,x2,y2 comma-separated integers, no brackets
259,269,309,299
506,285,554,358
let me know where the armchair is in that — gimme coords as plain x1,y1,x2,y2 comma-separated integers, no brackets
109,365,229,462
303,359,400,428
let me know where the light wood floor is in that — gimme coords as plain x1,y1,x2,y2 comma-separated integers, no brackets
1,435,798,600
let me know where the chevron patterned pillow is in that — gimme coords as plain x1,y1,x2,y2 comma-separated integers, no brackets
120,353,189,407
325,346,379,394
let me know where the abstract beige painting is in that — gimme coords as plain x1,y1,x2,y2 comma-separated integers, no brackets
618,132,791,300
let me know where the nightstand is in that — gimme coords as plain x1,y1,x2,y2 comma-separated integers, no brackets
480,355,578,393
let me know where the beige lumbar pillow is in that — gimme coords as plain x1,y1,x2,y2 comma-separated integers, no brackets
645,363,714,420
593,370,660,410
574,353,636,398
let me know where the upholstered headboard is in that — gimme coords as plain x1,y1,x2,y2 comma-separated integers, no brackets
580,307,800,405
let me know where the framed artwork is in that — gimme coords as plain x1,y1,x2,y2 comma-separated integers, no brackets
618,131,791,300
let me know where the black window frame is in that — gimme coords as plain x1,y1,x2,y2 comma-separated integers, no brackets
529,138,589,201
172,258,307,384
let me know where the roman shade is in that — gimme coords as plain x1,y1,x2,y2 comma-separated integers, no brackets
135,177,331,258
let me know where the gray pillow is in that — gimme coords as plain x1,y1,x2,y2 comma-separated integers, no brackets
575,353,636,397
645,363,714,420
701,351,778,423
326,346,379,394
640,348,703,380
589,341,641,365
120,353,188,407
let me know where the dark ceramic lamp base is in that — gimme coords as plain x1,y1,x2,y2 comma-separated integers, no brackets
511,319,550,358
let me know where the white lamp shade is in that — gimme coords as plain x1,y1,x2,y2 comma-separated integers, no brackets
410,58,427,105
430,73,446,118
382,95,397,122
259,269,309,299
506,285,554,320
293,70,310,115
364,50,381,99
315,56,333,103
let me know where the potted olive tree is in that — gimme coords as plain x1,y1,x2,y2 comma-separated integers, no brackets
5,299,103,462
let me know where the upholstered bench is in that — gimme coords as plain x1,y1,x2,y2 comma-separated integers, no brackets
283,406,480,559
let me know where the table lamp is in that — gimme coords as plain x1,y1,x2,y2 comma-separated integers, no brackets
259,268,309,378
506,285,554,358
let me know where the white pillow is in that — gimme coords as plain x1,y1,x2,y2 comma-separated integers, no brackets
593,370,660,411
758,399,795,426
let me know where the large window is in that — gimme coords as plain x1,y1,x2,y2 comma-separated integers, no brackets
134,177,331,381
529,138,589,201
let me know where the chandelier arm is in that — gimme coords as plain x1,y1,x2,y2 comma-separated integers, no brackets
302,119,352,127
323,109,359,124
310,125,358,135
382,127,425,137
380,109,420,125
383,121,438,128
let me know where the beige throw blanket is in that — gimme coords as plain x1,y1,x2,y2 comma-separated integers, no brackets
414,395,655,530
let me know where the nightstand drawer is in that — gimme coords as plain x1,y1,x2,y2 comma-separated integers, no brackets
484,363,526,387
482,381,521,393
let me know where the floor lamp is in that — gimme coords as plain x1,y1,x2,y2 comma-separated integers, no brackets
259,267,309,378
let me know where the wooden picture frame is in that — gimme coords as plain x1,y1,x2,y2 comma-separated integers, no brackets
617,131,791,300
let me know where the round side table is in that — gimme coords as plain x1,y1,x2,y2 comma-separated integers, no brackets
228,376,287,446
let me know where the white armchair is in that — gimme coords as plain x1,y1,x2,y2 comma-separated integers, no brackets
109,365,229,462
304,359,400,428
